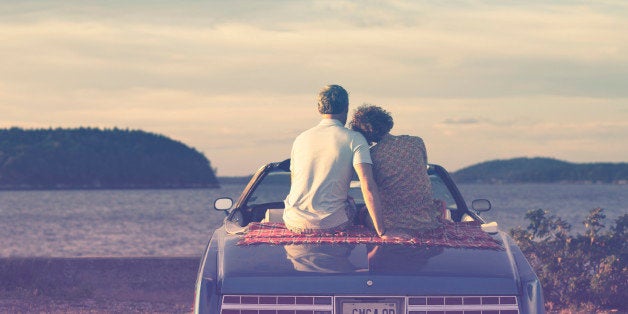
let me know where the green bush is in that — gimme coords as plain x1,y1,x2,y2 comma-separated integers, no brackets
510,208,627,312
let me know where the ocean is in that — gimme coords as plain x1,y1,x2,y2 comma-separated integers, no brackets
0,183,626,258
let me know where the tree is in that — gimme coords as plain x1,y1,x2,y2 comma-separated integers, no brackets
0,127,219,189
510,208,627,312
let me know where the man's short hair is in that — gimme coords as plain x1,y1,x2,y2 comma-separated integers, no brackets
318,85,349,114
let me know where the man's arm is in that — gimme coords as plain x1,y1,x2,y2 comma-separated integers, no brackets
354,163,386,237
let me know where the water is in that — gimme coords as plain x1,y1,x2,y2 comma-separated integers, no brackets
0,184,626,258
0,186,243,258
458,183,627,233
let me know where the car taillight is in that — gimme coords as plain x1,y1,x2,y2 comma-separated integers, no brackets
406,295,519,314
221,295,333,314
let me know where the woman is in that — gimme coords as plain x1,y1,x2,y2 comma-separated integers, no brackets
350,105,443,234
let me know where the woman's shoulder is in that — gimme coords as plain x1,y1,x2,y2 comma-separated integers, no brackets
397,134,423,140
395,135,425,146
374,134,425,149
373,135,426,159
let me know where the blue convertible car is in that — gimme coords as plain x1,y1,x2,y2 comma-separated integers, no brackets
194,160,545,313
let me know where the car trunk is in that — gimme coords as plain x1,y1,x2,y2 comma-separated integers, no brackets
217,235,520,296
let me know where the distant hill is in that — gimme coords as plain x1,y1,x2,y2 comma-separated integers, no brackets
452,157,628,184
0,127,219,189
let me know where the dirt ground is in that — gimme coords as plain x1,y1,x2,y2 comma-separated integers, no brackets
0,257,200,313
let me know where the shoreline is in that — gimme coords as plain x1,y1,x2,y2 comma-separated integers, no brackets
0,256,200,313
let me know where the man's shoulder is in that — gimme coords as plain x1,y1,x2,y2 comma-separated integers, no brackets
342,126,365,137
346,129,369,147
310,122,364,137
294,122,368,147
295,124,323,139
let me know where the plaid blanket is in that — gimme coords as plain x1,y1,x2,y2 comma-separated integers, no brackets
238,221,503,250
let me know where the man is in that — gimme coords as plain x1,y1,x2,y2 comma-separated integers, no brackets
283,85,386,237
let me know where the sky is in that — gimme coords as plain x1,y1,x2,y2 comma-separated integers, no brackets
1,1,627,176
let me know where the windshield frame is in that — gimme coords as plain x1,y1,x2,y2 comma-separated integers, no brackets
227,160,484,225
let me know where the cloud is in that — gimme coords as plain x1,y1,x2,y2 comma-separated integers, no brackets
1,1,627,174
434,111,628,150
441,118,481,125
3,1,627,99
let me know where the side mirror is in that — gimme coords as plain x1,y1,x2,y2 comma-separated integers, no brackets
214,197,233,211
471,199,491,215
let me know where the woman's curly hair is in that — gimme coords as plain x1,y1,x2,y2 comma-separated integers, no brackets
349,104,394,144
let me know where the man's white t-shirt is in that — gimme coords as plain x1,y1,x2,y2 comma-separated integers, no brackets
283,119,372,231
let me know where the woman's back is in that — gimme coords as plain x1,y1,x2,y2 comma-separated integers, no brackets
371,134,442,232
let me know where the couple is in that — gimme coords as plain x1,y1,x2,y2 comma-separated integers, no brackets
283,84,443,238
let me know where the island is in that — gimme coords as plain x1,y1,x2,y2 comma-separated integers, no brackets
0,127,219,190
452,157,628,184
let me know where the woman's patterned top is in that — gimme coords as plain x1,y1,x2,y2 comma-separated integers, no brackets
370,134,443,232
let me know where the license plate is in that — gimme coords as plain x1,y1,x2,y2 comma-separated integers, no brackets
342,302,397,314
